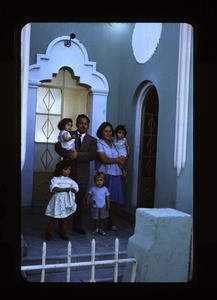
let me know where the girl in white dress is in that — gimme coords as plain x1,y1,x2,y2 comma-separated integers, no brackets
57,118,76,151
45,160,79,240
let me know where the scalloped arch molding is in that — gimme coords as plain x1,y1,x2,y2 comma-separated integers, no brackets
29,36,109,135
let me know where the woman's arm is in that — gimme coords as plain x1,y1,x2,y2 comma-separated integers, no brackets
55,141,72,158
97,152,125,165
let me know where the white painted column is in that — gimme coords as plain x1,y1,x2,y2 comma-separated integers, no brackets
88,91,107,187
21,23,31,170
21,81,39,206
89,91,107,138
174,23,192,176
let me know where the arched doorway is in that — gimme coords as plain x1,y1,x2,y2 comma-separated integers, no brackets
33,68,91,204
137,86,159,207
132,82,159,208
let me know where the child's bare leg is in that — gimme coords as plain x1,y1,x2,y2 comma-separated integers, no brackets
59,218,69,240
99,219,106,235
95,219,100,229
118,163,128,183
45,217,56,240
99,219,106,229
93,219,100,234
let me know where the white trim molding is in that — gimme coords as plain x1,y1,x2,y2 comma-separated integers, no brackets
28,36,109,136
29,36,109,93
174,23,192,176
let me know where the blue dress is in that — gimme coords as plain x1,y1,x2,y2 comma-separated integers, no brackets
97,139,125,204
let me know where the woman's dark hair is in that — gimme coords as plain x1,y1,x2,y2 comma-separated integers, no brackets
114,125,127,136
57,118,73,130
54,159,71,176
96,122,114,139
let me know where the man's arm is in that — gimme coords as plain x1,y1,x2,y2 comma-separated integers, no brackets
54,141,72,158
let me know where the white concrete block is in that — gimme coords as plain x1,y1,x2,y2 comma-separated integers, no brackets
123,208,192,282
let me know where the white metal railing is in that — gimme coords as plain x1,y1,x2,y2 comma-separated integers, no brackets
21,238,138,283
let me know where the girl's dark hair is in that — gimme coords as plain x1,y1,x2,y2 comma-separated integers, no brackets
57,118,73,130
96,122,114,139
54,159,71,176
114,125,127,136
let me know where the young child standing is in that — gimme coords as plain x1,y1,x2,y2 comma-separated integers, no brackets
45,159,79,241
86,171,110,235
113,125,130,183
57,118,76,151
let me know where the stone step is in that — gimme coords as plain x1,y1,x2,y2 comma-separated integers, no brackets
22,252,127,283
22,266,125,283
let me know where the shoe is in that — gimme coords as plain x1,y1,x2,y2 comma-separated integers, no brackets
107,225,118,231
92,228,100,234
99,228,106,235
45,233,52,241
60,235,69,241
73,227,86,234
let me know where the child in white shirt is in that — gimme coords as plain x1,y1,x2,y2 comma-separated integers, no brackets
57,118,76,151
113,125,130,183
86,171,110,235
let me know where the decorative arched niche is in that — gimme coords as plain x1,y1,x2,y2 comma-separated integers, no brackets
28,36,109,136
